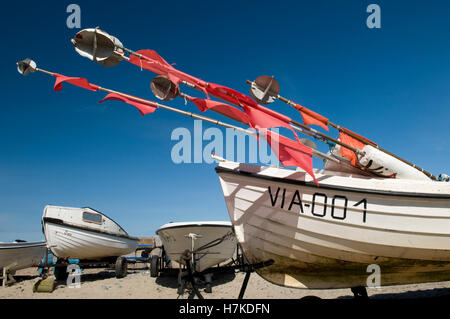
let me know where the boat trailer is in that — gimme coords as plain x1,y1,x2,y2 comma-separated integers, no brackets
149,240,274,299
178,248,274,299
37,246,153,282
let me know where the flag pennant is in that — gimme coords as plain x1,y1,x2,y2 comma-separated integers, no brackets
265,130,318,186
129,49,206,91
294,104,329,131
167,72,181,86
53,73,99,92
206,83,258,107
339,130,367,166
129,49,175,75
243,104,300,142
186,97,250,125
243,105,291,130
98,93,157,116
129,50,175,75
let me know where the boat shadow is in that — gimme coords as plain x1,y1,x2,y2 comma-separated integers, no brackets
155,268,236,291
52,269,118,285
336,287,450,299
1,275,40,286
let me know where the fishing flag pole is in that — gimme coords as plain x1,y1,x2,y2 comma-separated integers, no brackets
246,77,437,180
69,29,366,160
69,27,431,179
16,59,348,170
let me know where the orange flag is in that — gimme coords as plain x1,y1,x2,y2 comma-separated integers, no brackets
338,128,374,166
294,104,329,131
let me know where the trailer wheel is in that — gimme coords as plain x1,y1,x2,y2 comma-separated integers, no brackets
54,259,68,281
150,256,159,278
115,257,127,278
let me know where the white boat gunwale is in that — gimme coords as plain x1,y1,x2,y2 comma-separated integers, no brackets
42,217,139,241
156,221,233,233
0,242,46,249
215,166,450,199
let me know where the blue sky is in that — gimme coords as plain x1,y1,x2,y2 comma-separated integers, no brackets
1,1,449,241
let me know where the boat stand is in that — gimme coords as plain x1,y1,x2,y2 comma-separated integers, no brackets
1,262,18,287
236,260,274,299
177,248,274,299
351,286,369,300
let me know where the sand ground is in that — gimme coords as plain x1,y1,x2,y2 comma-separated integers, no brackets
1,264,450,299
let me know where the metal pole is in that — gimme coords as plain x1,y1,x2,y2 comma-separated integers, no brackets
33,67,344,167
246,80,437,180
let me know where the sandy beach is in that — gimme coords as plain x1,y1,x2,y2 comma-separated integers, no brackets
2,264,450,299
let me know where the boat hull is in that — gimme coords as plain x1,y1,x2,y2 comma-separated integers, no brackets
42,206,138,260
43,222,138,260
215,162,450,289
156,222,237,272
0,242,46,272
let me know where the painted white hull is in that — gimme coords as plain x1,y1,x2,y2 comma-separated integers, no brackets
0,242,46,272
44,223,138,260
216,161,450,289
157,222,237,272
43,206,138,260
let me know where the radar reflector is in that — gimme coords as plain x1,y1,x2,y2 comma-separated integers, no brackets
71,28,124,67
300,138,317,150
250,75,280,104
17,58,37,76
150,75,179,101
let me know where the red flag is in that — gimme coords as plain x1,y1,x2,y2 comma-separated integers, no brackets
128,49,208,91
265,130,318,185
167,72,181,86
206,83,258,107
294,104,329,131
243,105,291,130
242,104,300,142
129,49,175,75
53,74,99,92
186,97,250,125
98,93,157,116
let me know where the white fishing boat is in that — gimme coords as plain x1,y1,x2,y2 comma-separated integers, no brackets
0,240,46,272
16,27,450,295
42,205,139,261
156,221,237,272
215,159,450,289
0,240,46,286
